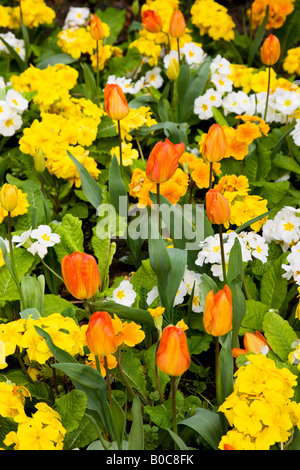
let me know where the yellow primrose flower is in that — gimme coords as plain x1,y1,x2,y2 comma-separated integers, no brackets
110,142,139,166
0,382,29,422
85,352,118,377
111,314,145,348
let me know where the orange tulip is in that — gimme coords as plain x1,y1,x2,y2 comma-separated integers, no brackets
202,123,227,163
142,9,163,33
146,138,185,183
86,311,117,357
104,83,129,121
156,325,191,376
206,189,231,225
260,34,281,66
203,285,232,337
90,14,105,41
232,331,270,358
169,10,186,38
61,252,101,300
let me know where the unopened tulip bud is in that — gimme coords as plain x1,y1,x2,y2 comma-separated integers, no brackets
156,325,190,376
166,57,180,81
142,9,163,33
104,83,129,121
61,251,101,300
86,311,117,357
202,123,227,163
206,189,231,225
169,10,186,38
34,147,45,174
203,285,232,337
90,14,105,41
260,34,281,66
0,183,18,212
146,138,185,183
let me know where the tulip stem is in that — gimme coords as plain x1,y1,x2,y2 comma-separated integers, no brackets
156,183,161,235
134,132,145,162
171,376,178,441
176,38,181,64
209,162,213,190
103,356,113,406
264,66,271,121
215,337,221,406
155,341,164,404
117,120,123,175
218,224,227,285
116,362,136,399
7,212,25,310
96,39,99,96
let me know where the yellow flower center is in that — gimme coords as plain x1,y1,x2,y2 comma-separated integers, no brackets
5,119,14,128
12,99,19,106
116,290,126,300
283,222,295,232
284,99,292,107
201,103,208,111
149,74,157,82
41,233,51,242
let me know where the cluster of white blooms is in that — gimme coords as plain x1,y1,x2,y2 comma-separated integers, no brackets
263,206,300,252
282,241,300,286
63,7,90,30
0,82,28,137
12,225,61,259
195,231,269,282
0,32,26,61
291,119,300,146
107,66,164,95
146,268,203,313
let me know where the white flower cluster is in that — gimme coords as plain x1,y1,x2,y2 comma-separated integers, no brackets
263,206,300,252
0,82,28,137
12,225,61,259
291,119,300,147
195,231,269,282
282,241,300,286
63,7,90,30
0,32,26,61
147,268,203,313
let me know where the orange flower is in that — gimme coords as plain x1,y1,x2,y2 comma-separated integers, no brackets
104,83,129,121
235,121,262,145
0,184,18,212
86,311,117,357
156,325,191,376
61,252,101,300
142,9,163,33
201,123,227,163
203,285,233,337
232,331,270,358
169,10,186,38
206,189,231,225
90,14,105,41
146,138,185,184
260,34,281,66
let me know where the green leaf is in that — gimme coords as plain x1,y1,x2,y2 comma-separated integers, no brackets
144,343,170,395
178,408,223,450
42,294,75,317
128,397,145,450
227,237,243,288
239,299,269,334
67,150,102,211
50,214,84,263
245,142,271,182
91,230,116,293
80,62,97,101
231,283,246,349
55,389,87,434
36,53,77,69
260,253,288,309
0,248,35,305
92,300,155,329
263,310,297,362
273,154,300,175
115,349,148,403
96,7,126,45
219,332,234,402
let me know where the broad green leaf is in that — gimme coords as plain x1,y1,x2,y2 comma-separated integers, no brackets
263,310,297,362
219,332,234,402
0,248,35,305
42,294,76,317
67,150,102,211
244,142,271,182
239,299,269,334
96,7,126,45
168,429,190,450
227,237,243,288
50,214,84,263
115,349,148,403
36,53,77,69
80,62,97,101
260,253,288,309
91,230,116,293
231,283,246,349
178,408,223,450
128,397,145,450
63,414,99,450
273,154,300,175
55,389,87,434
92,300,155,329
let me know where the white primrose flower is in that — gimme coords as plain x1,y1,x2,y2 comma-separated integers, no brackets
113,280,137,307
27,241,48,259
12,228,32,247
63,7,90,29
6,89,28,113
30,225,61,247
144,67,163,89
180,42,207,67
282,241,300,285
0,109,23,136
211,73,233,94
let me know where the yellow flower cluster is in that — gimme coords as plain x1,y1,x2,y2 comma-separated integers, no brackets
190,0,235,42
214,174,269,231
83,314,145,376
0,313,86,368
247,0,295,30
219,354,300,450
0,188,29,225
0,0,55,29
57,23,110,59
0,381,30,422
283,47,300,76
110,142,139,167
4,402,66,450
117,106,157,142
228,65,278,94
179,152,221,189
90,44,123,73
10,64,79,112
129,167,189,206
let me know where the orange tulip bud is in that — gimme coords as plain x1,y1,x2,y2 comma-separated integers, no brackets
142,9,163,33
0,183,18,212
146,138,185,183
86,311,117,357
232,331,269,358
203,285,232,337
104,83,129,121
61,252,101,300
202,123,227,163
260,34,281,66
90,14,105,41
156,325,191,376
169,10,186,38
206,189,231,225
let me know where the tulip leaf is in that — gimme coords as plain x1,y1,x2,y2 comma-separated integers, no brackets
227,237,243,288
67,150,102,211
178,408,223,450
128,397,145,450
92,300,155,329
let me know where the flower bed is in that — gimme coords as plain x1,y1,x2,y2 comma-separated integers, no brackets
1,0,300,451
